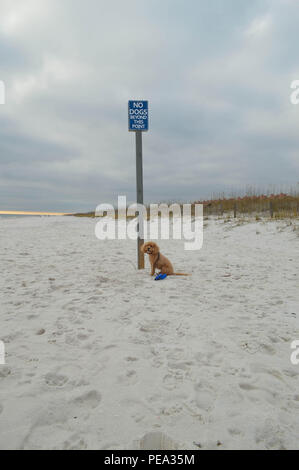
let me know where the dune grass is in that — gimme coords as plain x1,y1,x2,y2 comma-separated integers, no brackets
196,194,299,219
73,186,299,219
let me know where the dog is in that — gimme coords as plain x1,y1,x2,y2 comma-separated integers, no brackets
141,241,190,276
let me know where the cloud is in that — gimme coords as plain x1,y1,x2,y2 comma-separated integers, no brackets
245,14,272,37
0,0,298,211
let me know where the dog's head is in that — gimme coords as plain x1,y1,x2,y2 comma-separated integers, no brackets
141,241,159,255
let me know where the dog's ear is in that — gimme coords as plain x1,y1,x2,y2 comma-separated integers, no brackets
152,242,159,254
140,243,145,253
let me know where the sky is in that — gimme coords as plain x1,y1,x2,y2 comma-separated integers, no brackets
0,0,299,212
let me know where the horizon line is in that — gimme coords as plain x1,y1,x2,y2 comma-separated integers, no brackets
0,211,72,216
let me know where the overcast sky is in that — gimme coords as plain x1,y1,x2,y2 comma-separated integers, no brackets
0,0,299,212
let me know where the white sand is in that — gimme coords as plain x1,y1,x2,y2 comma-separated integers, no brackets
0,215,298,450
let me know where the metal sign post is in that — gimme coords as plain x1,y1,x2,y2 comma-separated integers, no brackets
128,100,149,269
135,130,144,269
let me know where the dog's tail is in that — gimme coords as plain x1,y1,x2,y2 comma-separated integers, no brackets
170,273,191,276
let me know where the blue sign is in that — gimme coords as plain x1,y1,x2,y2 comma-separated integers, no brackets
128,100,149,131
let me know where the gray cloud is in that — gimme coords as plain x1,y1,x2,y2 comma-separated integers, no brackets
0,0,298,211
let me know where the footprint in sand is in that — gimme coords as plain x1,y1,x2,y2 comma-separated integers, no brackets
117,369,138,385
194,380,215,411
166,347,185,361
228,427,243,437
44,372,69,387
168,361,194,371
0,367,11,378
125,356,139,362
238,382,277,405
163,371,184,391
283,369,299,378
260,342,276,355
72,390,102,409
132,431,179,450
239,382,257,391
63,435,88,450
255,421,286,450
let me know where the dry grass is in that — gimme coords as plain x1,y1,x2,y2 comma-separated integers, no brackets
73,187,299,220
195,194,299,219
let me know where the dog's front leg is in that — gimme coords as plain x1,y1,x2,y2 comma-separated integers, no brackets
150,262,155,276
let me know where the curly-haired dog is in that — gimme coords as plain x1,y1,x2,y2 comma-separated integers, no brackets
141,241,190,276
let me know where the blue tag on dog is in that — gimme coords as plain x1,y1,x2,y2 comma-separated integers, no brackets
155,273,167,281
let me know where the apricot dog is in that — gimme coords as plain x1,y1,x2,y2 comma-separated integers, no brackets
141,241,190,276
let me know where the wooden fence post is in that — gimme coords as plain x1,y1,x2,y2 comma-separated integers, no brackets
270,201,274,218
220,203,223,216
234,203,237,218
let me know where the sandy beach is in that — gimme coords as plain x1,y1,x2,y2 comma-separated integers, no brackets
0,215,298,450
